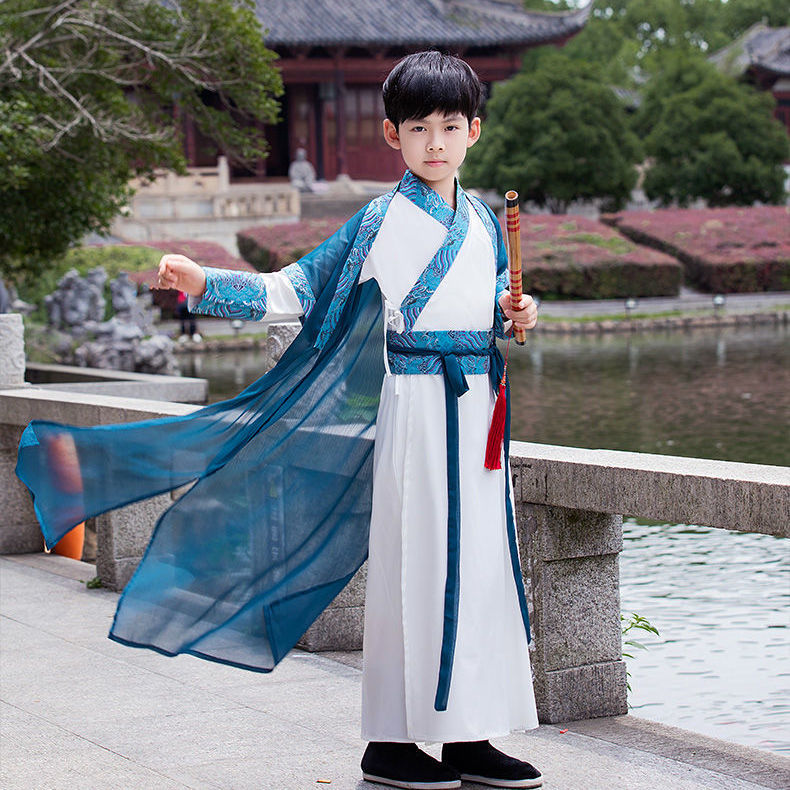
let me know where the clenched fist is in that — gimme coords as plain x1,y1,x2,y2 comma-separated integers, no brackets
498,291,538,330
154,254,207,298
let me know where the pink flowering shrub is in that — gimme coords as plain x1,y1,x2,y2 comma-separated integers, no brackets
511,214,682,298
141,240,254,274
604,207,790,293
237,213,685,298
237,218,347,272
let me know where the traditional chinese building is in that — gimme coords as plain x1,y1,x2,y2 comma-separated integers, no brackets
183,0,593,182
709,24,790,138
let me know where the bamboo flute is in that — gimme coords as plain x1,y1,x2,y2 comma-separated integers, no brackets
504,190,527,345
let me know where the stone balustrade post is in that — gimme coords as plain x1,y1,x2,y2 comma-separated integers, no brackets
298,565,366,651
217,156,230,191
95,495,173,590
516,502,628,722
0,314,42,554
0,313,26,390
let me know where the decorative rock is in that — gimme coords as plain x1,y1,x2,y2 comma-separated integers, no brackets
110,271,137,314
40,267,177,375
85,267,108,321
45,268,105,331
135,335,179,375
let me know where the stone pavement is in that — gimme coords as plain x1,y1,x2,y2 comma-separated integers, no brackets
2,554,788,790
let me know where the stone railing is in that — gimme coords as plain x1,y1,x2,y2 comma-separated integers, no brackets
509,444,788,723
25,362,207,404
114,156,300,251
2,381,787,724
129,157,232,196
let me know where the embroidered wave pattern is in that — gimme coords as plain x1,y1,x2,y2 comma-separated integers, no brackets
398,169,456,230
399,192,470,332
387,329,493,375
315,190,395,351
192,267,267,320
283,262,316,318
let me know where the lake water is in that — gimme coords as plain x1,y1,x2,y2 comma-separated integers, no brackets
180,324,790,753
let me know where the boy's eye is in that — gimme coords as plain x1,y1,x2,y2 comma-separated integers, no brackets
445,125,459,131
410,125,425,132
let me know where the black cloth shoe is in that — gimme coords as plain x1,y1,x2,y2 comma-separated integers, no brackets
362,742,462,789
441,740,542,788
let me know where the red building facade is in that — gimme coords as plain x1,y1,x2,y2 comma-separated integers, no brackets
183,0,592,182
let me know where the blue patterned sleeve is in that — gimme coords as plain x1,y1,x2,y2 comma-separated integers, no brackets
191,205,379,325
189,267,268,320
282,262,316,319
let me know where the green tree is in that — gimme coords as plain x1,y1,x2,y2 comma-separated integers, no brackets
464,53,641,213
528,1,789,90
0,0,282,283
720,0,790,38
634,52,789,206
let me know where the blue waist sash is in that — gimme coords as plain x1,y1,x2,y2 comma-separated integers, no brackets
385,329,529,712
386,329,492,375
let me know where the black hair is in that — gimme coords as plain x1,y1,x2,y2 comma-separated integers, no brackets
383,51,482,127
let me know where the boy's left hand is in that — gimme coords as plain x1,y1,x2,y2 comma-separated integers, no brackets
499,291,538,330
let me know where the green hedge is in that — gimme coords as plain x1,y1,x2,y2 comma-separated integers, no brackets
523,257,682,299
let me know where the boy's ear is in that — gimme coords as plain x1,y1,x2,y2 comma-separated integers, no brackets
466,117,481,148
383,119,401,150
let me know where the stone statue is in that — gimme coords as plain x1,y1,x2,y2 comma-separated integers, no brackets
288,147,317,192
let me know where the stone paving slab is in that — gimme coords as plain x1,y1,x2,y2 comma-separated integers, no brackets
2,555,787,790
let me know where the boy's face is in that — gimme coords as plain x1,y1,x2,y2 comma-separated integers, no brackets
383,111,481,196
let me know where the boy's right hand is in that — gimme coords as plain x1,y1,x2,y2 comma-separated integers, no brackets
155,254,207,299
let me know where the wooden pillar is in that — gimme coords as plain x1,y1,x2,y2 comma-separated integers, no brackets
334,53,348,177
314,87,325,180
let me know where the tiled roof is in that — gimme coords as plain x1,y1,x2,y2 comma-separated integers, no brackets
745,27,790,76
709,24,790,78
256,0,592,48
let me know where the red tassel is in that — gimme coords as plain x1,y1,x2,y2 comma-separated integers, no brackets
485,379,507,470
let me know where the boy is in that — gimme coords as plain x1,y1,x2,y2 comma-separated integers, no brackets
17,52,540,789
159,51,540,789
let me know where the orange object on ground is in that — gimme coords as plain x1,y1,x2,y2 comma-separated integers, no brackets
52,522,85,560
46,434,85,558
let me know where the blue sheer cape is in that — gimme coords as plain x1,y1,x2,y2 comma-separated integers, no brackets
16,207,389,671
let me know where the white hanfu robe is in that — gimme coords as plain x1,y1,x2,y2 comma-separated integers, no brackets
190,180,538,744
357,191,538,743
